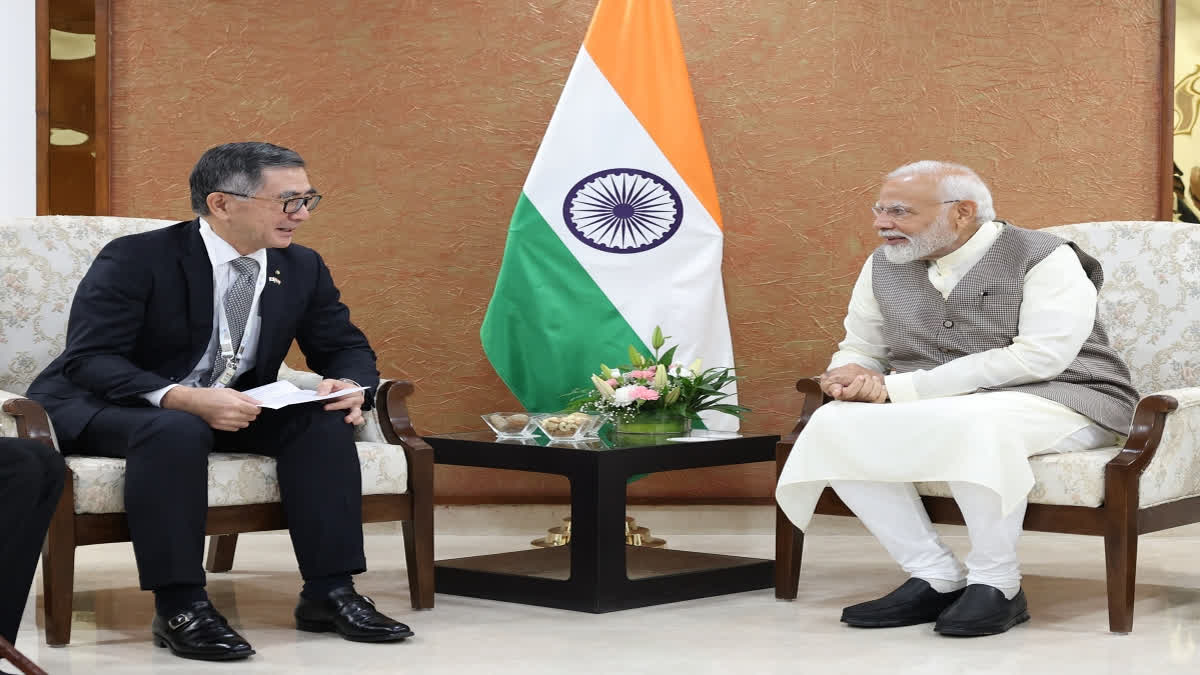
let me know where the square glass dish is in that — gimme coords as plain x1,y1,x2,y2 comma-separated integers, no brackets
532,411,604,441
481,412,538,438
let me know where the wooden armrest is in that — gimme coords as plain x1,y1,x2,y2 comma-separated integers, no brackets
374,380,433,496
1105,394,1179,476
1,395,57,451
777,376,830,473
780,376,829,442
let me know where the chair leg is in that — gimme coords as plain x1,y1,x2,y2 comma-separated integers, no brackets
774,438,804,600
41,486,76,646
775,503,804,599
205,534,239,573
1103,499,1139,634
402,513,434,609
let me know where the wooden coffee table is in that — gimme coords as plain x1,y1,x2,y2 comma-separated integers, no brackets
423,429,779,612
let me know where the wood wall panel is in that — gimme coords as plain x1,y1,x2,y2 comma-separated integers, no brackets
110,0,1167,501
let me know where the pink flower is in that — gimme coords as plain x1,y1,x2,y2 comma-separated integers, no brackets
630,369,657,380
606,378,618,387
629,386,660,401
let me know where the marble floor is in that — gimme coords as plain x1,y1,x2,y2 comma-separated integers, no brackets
10,507,1200,674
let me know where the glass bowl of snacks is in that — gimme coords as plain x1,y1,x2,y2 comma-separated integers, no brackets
481,412,538,438
533,411,603,441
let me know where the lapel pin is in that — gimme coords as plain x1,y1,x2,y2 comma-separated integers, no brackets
269,276,282,285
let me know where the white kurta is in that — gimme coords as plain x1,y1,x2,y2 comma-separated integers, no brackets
776,222,1119,531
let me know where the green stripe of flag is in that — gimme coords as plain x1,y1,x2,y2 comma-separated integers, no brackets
481,193,650,413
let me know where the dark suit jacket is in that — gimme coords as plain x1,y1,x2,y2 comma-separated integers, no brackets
28,219,379,443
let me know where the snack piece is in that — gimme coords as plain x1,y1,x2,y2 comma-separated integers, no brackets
541,415,580,437
488,413,531,433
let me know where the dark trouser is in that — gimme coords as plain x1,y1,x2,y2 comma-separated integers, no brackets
0,437,66,643
65,404,366,591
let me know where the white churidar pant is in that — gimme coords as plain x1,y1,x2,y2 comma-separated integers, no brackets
829,480,1025,594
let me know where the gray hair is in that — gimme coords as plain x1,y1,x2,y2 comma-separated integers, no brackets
189,142,306,215
886,160,996,224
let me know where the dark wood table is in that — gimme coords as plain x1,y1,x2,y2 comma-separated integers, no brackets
423,428,779,613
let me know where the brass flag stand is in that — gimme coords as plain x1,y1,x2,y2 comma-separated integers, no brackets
532,516,665,548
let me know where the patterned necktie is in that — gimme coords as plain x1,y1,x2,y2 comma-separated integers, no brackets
202,256,260,387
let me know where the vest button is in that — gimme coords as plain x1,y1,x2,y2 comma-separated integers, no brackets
943,320,954,328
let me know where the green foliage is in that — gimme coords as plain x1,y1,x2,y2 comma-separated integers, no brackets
563,325,749,422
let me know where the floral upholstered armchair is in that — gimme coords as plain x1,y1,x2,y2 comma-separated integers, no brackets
775,220,1200,633
0,216,433,646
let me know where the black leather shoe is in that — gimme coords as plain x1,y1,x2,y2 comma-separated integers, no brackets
150,600,255,661
841,578,966,628
935,584,1029,636
295,587,414,642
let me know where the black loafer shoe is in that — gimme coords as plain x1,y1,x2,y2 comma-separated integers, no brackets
150,600,255,661
841,578,966,628
295,587,414,642
934,584,1030,636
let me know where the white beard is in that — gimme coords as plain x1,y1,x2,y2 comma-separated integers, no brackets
880,214,958,264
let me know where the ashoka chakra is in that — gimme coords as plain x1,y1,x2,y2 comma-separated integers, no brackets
562,168,684,253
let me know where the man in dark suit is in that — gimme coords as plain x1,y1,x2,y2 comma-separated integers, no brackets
28,142,413,662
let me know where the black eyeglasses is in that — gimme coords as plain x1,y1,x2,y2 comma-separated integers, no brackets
218,191,322,214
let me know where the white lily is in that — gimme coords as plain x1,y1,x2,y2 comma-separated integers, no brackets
591,375,616,398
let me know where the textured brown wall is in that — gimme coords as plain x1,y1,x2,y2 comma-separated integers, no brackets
110,0,1166,500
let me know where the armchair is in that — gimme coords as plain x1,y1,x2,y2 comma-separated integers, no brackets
775,220,1200,633
0,216,433,647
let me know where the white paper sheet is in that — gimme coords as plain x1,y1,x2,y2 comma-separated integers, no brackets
241,381,367,410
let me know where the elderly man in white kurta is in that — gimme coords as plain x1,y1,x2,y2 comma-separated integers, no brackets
775,161,1138,637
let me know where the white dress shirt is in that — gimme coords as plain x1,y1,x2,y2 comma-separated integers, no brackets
142,218,268,406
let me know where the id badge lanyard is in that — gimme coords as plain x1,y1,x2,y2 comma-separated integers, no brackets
212,319,245,389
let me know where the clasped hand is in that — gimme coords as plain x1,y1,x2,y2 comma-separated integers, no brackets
819,364,888,403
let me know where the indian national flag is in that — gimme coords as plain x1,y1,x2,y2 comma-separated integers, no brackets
480,0,737,431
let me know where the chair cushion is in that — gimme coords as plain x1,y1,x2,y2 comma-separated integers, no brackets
1137,389,1200,508
65,442,409,514
916,445,1122,508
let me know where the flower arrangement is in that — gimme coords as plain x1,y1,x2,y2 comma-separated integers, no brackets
565,326,748,428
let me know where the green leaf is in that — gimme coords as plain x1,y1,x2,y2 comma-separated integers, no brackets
658,346,678,367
